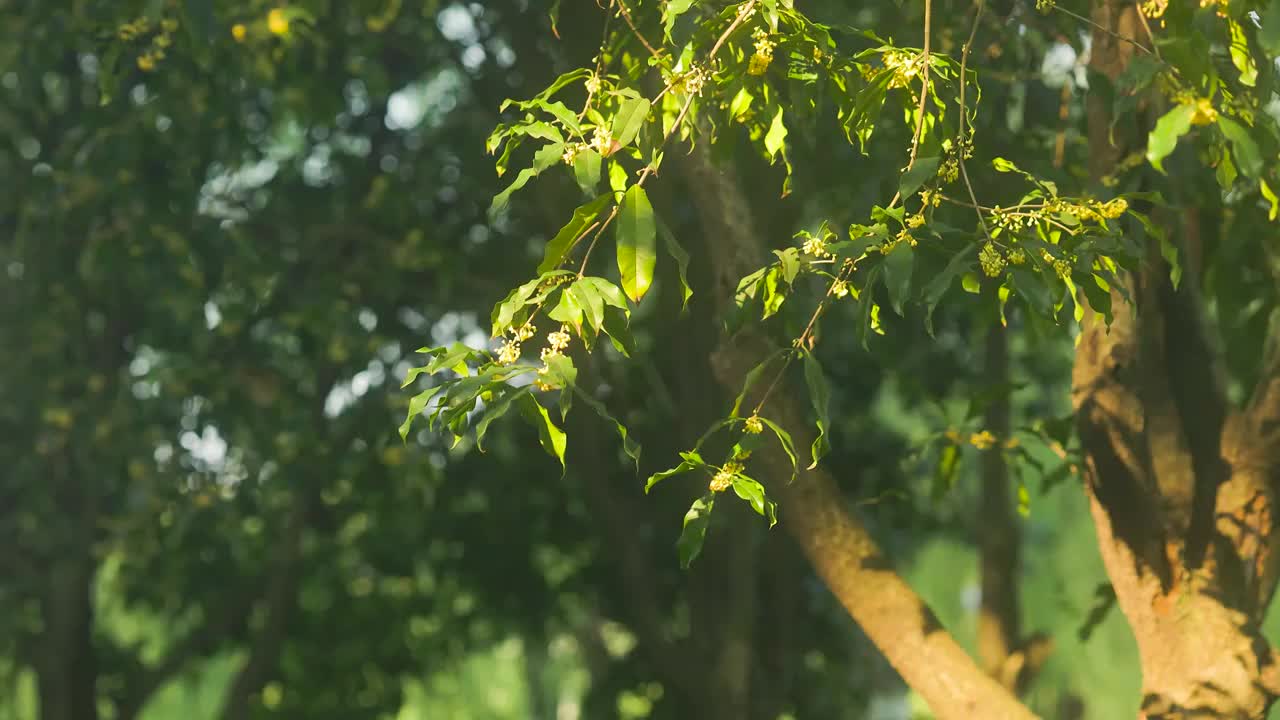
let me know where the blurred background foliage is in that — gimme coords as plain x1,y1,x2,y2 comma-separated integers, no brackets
5,0,1280,719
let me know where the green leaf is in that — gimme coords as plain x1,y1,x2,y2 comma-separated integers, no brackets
539,194,611,274
1228,20,1257,87
426,342,478,375
490,141,565,215
731,350,788,417
765,106,788,159
646,454,704,493
729,86,754,120
399,385,444,440
773,247,801,284
517,394,567,468
1217,117,1263,178
475,388,529,451
568,279,606,333
935,442,959,496
802,352,831,469
1010,266,1053,317
611,98,652,150
663,0,695,38
573,387,642,470
608,161,629,194
573,149,602,194
547,288,583,326
882,242,914,316
617,185,657,302
731,474,769,517
758,417,798,478
601,306,636,357
492,275,546,336
898,156,941,199
1146,104,1196,174
677,494,715,568
660,221,693,308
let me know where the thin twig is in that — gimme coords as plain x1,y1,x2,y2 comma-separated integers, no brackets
578,12,616,124
1134,6,1163,61
957,0,993,242
615,0,665,62
1051,5,1154,56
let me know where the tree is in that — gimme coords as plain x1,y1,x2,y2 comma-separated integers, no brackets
406,0,1280,718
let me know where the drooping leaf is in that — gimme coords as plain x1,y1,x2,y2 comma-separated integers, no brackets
617,185,657,302
399,385,444,440
573,386,642,470
882,242,914,316
758,416,798,478
802,351,831,469
731,474,769,518
573,149,602,194
517,394,568,468
490,141,565,215
663,0,695,38
1146,104,1196,174
1217,117,1263,178
898,156,941,199
568,279,606,333
539,194,612,274
646,452,706,493
922,242,976,335
677,494,715,568
731,349,788,417
657,218,693,308
765,106,788,159
475,387,529,450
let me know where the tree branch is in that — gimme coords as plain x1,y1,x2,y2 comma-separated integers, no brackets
676,140,1037,720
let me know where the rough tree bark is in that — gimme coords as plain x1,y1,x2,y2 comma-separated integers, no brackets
1069,2,1280,717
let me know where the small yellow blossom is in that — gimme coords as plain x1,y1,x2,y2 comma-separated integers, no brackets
970,430,998,450
906,213,925,229
1190,97,1218,126
267,8,290,36
1008,248,1027,266
137,53,156,72
831,279,850,298
745,415,764,434
231,23,247,41
979,242,1005,277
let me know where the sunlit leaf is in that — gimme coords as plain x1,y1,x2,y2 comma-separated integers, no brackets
517,394,567,469
1146,104,1196,174
539,195,612,274
617,185,657,302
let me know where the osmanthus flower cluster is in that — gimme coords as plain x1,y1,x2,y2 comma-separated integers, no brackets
402,0,1280,566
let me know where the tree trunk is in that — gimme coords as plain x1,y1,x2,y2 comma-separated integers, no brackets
38,559,98,720
1073,2,1280,717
